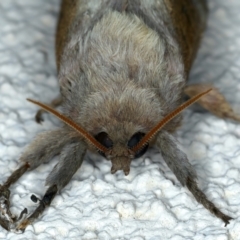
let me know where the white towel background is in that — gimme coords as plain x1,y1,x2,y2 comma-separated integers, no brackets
0,1,240,239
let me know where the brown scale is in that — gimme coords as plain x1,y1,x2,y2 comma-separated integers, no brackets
55,0,79,70
163,0,208,76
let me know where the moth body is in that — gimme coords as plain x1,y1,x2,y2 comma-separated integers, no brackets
56,0,207,173
0,0,233,232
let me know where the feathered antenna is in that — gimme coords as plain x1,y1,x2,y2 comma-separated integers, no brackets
27,99,108,153
131,89,212,153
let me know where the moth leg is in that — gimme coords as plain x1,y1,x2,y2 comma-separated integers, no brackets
16,141,86,232
0,128,74,231
45,142,86,189
20,128,75,169
35,95,62,123
15,184,58,233
156,131,233,226
184,83,240,122
0,163,29,231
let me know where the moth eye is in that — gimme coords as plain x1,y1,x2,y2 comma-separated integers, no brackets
95,132,113,148
94,132,113,157
127,132,148,159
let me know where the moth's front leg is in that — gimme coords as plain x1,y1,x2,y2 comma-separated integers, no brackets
16,141,86,233
155,131,233,226
0,164,29,231
184,83,240,122
0,128,75,231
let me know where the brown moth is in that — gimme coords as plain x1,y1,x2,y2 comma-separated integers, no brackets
0,0,237,232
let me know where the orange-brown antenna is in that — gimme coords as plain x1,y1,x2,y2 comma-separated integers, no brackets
132,89,212,153
27,99,108,153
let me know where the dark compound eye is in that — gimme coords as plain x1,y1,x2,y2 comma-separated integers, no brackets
127,132,149,159
95,132,113,157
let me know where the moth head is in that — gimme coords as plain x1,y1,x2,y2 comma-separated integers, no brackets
94,131,148,175
27,88,211,175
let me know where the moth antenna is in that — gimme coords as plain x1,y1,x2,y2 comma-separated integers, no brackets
132,89,212,153
27,98,108,153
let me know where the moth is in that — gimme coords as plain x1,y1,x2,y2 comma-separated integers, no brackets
1,0,237,232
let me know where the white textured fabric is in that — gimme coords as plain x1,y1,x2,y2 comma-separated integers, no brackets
0,1,240,239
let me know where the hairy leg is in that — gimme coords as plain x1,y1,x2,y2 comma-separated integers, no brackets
0,164,29,231
156,131,233,226
16,141,86,232
0,128,76,231
15,184,58,233
20,128,76,169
